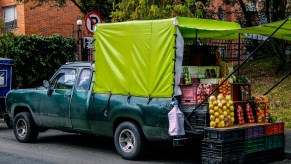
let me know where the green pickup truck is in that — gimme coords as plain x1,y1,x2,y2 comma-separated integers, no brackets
6,62,174,160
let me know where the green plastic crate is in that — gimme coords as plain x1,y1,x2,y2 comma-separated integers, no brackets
266,134,285,149
245,137,266,154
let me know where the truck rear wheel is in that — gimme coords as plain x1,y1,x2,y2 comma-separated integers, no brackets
13,112,39,143
114,121,145,160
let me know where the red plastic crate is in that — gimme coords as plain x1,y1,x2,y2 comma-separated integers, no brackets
180,84,198,104
232,84,251,101
266,122,285,135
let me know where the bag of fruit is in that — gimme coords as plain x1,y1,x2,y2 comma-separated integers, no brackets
254,96,270,123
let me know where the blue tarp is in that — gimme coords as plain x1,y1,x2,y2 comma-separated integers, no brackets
0,58,13,98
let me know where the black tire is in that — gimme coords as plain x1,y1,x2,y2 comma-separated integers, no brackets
13,112,39,143
114,121,146,160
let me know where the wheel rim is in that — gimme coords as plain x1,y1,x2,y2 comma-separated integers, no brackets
16,118,27,137
119,129,136,153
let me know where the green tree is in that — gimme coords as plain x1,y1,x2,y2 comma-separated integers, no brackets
17,0,214,22
110,0,214,22
0,33,16,58
222,0,291,73
0,20,3,34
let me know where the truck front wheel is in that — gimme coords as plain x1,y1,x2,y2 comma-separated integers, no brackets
114,121,145,160
13,112,39,143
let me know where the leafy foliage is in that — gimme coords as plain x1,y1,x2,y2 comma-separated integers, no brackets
15,0,214,22
110,0,212,22
0,34,77,88
0,33,16,58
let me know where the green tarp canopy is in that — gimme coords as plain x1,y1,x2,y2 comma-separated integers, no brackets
177,17,242,40
234,18,291,41
93,17,242,98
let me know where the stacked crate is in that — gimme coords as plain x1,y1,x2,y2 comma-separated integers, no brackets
265,122,285,163
202,127,245,164
201,123,285,164
244,124,267,163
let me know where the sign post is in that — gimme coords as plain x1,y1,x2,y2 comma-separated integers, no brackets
85,12,103,35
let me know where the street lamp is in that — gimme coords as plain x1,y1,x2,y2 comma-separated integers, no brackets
76,20,82,61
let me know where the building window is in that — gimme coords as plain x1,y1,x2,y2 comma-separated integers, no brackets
3,6,17,30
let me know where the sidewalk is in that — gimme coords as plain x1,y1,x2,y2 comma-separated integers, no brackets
285,129,291,159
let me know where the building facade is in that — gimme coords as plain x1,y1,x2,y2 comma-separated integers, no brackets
0,1,86,38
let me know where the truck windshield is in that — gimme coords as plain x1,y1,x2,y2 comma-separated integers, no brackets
51,68,77,90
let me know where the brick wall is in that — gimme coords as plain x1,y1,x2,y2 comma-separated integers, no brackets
1,1,87,38
24,1,85,38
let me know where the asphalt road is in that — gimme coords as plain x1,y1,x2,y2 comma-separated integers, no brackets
0,122,200,164
0,121,290,164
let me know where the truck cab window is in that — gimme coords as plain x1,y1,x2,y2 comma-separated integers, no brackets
51,68,76,90
77,69,91,90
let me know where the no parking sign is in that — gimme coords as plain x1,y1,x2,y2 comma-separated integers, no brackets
85,12,103,35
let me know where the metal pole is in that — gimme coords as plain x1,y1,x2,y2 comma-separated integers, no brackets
238,33,241,76
77,25,81,61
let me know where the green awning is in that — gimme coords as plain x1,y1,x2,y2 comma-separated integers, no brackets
177,17,242,40
234,18,291,41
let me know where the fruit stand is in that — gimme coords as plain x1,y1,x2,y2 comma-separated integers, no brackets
177,18,290,163
179,55,285,164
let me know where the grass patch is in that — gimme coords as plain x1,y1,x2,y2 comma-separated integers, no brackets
238,56,291,128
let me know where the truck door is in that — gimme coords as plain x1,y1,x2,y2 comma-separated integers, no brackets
70,68,92,132
39,68,77,128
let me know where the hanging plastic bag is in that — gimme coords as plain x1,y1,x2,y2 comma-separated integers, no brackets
168,100,185,136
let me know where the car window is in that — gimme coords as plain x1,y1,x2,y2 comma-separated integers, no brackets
51,68,77,90
77,69,91,90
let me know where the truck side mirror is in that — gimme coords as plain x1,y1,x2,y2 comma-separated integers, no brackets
43,80,53,96
43,80,50,88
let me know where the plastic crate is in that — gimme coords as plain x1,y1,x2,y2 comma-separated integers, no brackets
245,124,266,139
202,153,244,164
266,122,285,136
266,134,285,149
180,103,208,111
244,151,266,164
204,127,245,141
202,139,244,158
183,105,209,129
180,84,198,104
232,84,251,101
245,137,266,154
266,147,285,163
